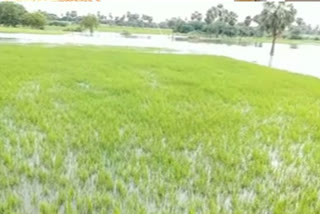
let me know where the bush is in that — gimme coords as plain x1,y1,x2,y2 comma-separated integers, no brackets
48,21,68,27
175,24,194,33
189,21,204,31
120,30,131,37
63,26,82,32
288,27,302,40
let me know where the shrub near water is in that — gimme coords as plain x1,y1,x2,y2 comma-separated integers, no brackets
0,45,320,213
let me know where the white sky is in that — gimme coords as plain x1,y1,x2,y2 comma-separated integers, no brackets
18,0,320,26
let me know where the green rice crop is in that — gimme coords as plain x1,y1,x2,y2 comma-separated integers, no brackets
1,44,320,213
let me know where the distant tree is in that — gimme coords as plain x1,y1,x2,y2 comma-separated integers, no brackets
71,11,77,18
48,21,68,27
258,2,296,59
226,11,238,26
223,24,237,37
176,23,194,33
205,4,238,27
38,10,58,21
189,21,205,32
252,14,265,36
191,11,202,22
166,17,184,30
296,17,305,27
286,17,307,39
61,11,80,22
114,15,126,26
244,16,252,27
314,25,320,35
203,21,226,37
80,15,99,35
288,26,302,39
22,12,47,29
0,2,26,27
205,6,218,24
253,14,261,25
125,12,142,27
108,13,113,20
126,12,139,22
237,24,254,37
158,21,168,29
216,4,227,22
142,14,153,27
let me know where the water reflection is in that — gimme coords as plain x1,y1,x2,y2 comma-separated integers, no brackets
0,32,318,78
254,42,263,48
290,44,299,49
0,37,18,42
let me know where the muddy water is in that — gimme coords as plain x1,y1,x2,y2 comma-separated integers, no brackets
0,32,319,78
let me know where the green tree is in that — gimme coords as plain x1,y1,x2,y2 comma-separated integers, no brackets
80,15,99,35
0,2,26,27
258,2,296,59
22,12,47,29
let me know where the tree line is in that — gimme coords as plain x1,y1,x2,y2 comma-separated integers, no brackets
0,1,319,40
163,4,319,40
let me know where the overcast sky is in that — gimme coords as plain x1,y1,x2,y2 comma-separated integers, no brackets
19,0,320,26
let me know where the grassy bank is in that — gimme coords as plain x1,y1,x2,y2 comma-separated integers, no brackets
248,36,320,45
0,25,172,35
175,33,320,45
98,25,172,35
1,44,320,213
0,26,65,35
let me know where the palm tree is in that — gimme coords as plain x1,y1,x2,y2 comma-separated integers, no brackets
258,2,296,64
205,7,218,24
191,11,203,22
226,11,238,26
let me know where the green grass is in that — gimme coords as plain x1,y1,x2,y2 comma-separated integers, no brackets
1,44,320,213
0,26,66,35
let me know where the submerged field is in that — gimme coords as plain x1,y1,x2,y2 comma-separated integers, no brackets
1,45,320,213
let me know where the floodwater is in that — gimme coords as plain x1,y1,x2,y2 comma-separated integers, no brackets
0,32,319,78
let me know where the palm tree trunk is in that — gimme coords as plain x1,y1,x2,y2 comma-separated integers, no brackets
269,34,277,67
270,35,276,57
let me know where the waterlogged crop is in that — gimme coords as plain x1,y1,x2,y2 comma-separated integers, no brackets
0,45,320,213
